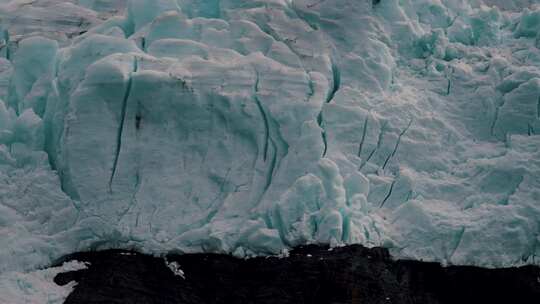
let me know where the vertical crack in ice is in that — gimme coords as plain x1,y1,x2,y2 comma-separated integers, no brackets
357,115,369,157
490,90,511,138
527,236,539,264
405,190,413,202
325,58,341,103
109,57,138,193
272,206,292,246
252,70,288,204
2,29,9,60
490,105,500,137
253,72,270,162
449,227,466,260
382,119,412,170
306,72,315,102
44,81,60,171
265,137,279,193
359,142,376,170
490,95,510,139
132,101,143,197
118,102,143,223
443,66,454,96
250,11,330,159
315,56,340,157
141,37,146,52
379,178,396,208
360,122,386,170
318,111,328,157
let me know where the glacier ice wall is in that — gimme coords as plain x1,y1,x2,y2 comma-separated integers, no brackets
1,0,540,273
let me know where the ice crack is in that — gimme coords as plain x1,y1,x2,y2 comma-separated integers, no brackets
382,119,413,171
109,57,138,193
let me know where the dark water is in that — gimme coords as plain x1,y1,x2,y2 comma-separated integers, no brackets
54,244,540,304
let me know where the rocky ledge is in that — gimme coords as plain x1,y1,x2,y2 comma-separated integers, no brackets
53,245,540,304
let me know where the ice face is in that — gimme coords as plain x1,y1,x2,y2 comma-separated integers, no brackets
1,0,540,276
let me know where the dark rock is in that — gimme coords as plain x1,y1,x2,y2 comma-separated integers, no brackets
53,245,540,304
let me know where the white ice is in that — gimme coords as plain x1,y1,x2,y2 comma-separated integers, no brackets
0,260,88,304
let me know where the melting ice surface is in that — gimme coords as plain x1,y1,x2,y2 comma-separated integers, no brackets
1,0,540,282
0,261,88,303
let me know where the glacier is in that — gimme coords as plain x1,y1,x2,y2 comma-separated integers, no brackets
1,0,540,284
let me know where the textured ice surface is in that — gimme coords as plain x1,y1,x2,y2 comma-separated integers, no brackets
0,260,87,304
1,0,540,278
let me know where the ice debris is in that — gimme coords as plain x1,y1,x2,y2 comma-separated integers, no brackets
165,260,185,279
0,261,88,304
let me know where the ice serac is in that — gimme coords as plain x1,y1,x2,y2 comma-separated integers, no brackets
1,0,540,278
